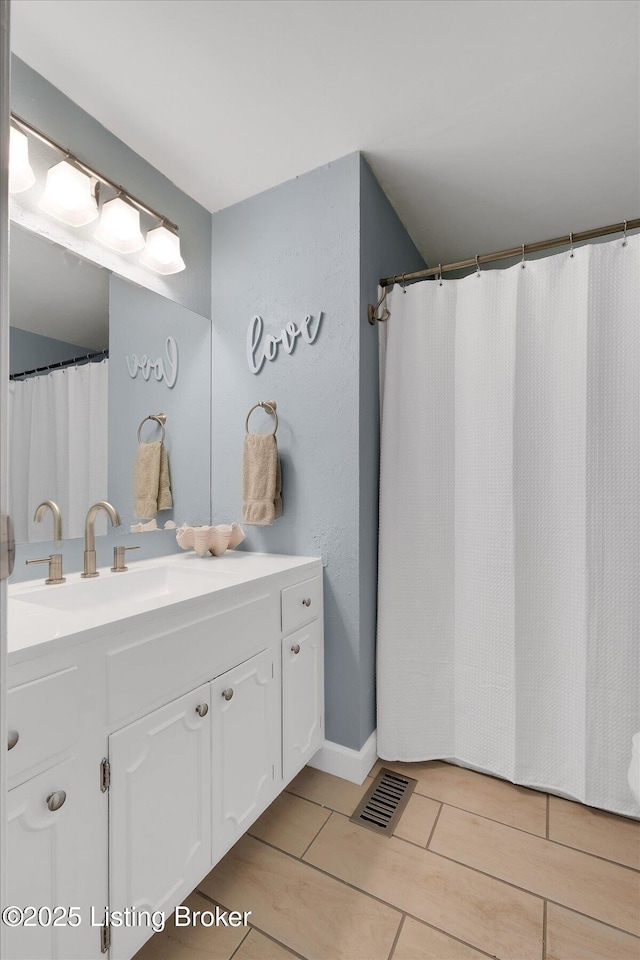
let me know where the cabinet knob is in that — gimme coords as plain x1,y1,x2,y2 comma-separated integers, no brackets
195,703,209,717
302,597,312,607
46,790,66,812
222,688,234,701
8,729,19,751
291,643,301,655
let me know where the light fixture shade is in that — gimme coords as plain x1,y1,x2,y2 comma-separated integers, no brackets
95,196,145,253
38,160,98,226
9,128,36,194
140,225,186,275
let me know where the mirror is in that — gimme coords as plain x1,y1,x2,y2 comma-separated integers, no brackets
9,223,212,551
9,225,110,543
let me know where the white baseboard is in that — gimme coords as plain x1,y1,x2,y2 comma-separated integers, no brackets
308,730,378,785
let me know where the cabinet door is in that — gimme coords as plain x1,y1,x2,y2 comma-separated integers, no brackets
283,620,324,782
6,757,98,960
109,684,211,960
211,648,279,863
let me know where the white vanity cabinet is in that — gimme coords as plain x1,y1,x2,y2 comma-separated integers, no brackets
6,661,106,960
281,573,324,781
7,667,79,786
6,758,86,960
6,553,324,960
211,648,280,862
108,684,212,960
282,620,324,781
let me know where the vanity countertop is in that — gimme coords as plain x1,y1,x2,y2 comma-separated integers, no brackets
8,550,321,663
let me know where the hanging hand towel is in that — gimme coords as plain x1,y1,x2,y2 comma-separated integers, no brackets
242,432,282,525
158,442,172,511
134,440,173,518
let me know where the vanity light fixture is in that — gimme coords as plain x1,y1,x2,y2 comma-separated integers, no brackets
95,196,145,254
9,127,36,194
140,223,186,275
38,160,99,227
9,112,186,274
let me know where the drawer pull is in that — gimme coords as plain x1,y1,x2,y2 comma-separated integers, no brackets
291,643,301,655
302,598,312,607
46,790,66,812
7,729,19,751
222,688,234,701
195,703,209,717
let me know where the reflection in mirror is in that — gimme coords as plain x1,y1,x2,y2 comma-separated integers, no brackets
9,225,109,543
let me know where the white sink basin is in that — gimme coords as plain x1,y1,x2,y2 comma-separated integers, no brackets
17,564,237,615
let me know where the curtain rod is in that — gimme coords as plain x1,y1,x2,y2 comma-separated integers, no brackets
10,349,108,381
379,217,640,289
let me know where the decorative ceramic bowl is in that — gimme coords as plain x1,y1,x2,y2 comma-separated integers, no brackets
176,523,245,557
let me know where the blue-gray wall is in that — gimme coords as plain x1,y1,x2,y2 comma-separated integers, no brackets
10,57,211,318
10,327,91,376
211,152,424,751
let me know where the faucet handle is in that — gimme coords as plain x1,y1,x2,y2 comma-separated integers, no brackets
25,554,65,585
111,545,140,573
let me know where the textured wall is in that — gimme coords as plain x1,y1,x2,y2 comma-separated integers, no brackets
212,154,360,747
211,153,424,751
10,57,212,318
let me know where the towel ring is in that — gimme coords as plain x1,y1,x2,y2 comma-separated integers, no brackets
245,400,278,436
138,413,167,444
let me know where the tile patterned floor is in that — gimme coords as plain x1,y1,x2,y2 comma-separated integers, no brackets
135,761,640,960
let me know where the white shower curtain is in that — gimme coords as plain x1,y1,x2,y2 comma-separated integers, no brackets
9,360,109,543
377,235,640,816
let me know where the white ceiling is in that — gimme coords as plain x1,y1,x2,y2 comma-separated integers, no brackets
10,0,640,267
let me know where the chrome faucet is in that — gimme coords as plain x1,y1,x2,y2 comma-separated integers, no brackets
83,501,121,578
34,500,63,541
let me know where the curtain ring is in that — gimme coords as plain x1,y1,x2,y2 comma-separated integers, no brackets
438,264,443,286
569,232,574,258
521,244,526,269
622,219,628,247
475,255,481,276
400,273,407,293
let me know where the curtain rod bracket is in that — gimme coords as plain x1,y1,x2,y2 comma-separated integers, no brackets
368,284,392,324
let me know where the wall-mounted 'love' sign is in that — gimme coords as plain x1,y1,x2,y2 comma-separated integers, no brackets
126,336,179,388
247,313,322,374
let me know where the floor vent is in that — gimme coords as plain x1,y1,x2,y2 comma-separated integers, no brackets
350,767,417,836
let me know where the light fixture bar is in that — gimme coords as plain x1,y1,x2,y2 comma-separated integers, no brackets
10,111,179,234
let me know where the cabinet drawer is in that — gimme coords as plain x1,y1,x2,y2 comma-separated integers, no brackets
281,575,321,635
7,668,79,786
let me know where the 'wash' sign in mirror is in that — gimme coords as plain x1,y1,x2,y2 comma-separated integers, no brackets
126,336,179,388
